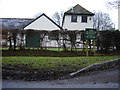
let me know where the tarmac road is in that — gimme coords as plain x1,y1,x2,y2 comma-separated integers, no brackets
2,67,119,88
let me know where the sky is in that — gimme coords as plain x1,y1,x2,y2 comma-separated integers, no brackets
0,0,118,29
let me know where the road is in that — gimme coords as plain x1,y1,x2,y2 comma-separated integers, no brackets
2,67,119,88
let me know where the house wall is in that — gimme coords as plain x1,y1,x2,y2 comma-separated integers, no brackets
63,15,93,30
24,16,60,30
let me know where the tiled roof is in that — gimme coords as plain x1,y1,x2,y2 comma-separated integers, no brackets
65,4,94,16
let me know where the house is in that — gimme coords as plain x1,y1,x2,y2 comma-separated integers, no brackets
24,13,63,47
24,13,62,30
62,4,95,30
1,4,95,48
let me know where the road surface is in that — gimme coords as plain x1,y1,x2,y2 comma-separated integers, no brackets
2,67,119,88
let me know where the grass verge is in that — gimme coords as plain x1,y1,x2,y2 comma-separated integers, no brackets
2,56,120,72
2,56,120,81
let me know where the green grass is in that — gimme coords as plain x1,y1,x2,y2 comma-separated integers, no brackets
2,56,120,71
46,48,83,51
0,47,8,50
1,47,83,51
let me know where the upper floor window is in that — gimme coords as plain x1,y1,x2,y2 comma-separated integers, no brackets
71,15,77,22
81,16,87,23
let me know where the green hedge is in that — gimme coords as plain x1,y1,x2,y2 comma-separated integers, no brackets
96,30,120,52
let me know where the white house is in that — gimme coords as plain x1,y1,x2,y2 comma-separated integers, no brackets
24,13,62,30
24,13,62,47
62,4,95,30
23,5,95,48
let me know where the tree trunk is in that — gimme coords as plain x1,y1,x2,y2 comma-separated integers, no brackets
8,37,12,50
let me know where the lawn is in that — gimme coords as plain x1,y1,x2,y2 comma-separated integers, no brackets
1,47,83,51
2,56,120,72
46,48,83,51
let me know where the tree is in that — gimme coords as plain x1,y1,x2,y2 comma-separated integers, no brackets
67,31,77,51
49,30,61,50
1,29,9,47
80,31,86,50
107,0,120,9
3,29,19,50
52,11,64,26
96,30,120,52
93,11,114,30
17,30,26,50
12,30,17,51
60,30,69,51
113,30,120,51
96,31,113,53
34,11,43,18
107,0,120,30
39,30,48,49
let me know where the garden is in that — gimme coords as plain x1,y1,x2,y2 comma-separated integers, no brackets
1,29,120,81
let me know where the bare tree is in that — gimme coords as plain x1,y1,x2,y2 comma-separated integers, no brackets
67,31,77,51
60,30,69,51
93,11,114,30
34,11,43,18
17,30,26,50
39,30,48,49
107,0,120,9
52,11,64,26
49,30,61,50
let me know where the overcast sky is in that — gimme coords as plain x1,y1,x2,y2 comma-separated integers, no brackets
0,0,118,29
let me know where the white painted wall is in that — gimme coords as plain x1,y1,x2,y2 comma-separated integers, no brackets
63,15,93,30
24,15,60,31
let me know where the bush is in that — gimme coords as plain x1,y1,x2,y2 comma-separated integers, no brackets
96,30,120,53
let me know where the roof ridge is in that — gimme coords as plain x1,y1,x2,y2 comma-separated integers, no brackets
24,13,63,30
65,4,94,16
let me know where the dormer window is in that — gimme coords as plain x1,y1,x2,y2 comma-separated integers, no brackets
71,15,77,22
81,15,87,23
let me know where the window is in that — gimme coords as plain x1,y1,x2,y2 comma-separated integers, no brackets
81,16,87,23
71,15,77,22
